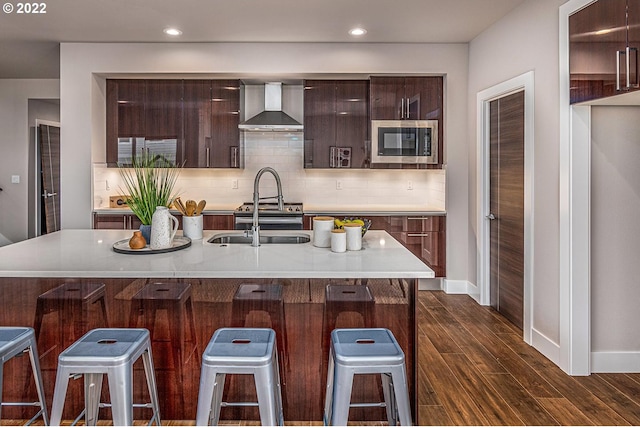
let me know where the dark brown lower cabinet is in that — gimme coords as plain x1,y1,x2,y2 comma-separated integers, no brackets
93,212,233,230
304,214,446,277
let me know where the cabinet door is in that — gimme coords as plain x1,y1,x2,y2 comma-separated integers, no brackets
304,80,337,168
569,0,628,103
144,80,183,164
370,77,405,120
335,81,370,168
203,214,234,230
106,79,146,166
183,80,212,168
210,80,241,168
94,213,126,229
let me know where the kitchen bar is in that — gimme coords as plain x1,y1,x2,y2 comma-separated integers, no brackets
0,229,433,423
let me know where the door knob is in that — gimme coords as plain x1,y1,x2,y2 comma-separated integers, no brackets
486,213,496,220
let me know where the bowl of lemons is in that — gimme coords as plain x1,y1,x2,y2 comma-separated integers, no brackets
334,218,372,236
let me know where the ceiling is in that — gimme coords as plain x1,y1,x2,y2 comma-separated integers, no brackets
0,0,527,79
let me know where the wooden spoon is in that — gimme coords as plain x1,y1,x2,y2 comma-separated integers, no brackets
174,197,187,216
195,200,206,216
185,200,197,216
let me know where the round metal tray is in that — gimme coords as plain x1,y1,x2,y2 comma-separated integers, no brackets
112,236,191,254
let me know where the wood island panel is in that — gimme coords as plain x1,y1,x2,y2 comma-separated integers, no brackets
0,277,416,423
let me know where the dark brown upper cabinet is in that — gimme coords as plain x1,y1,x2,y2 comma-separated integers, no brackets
210,80,241,168
183,79,241,168
303,80,370,169
107,79,241,168
370,76,444,169
569,0,640,103
370,76,443,121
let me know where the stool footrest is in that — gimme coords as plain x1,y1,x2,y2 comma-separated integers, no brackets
0,401,43,407
349,402,388,408
221,401,260,407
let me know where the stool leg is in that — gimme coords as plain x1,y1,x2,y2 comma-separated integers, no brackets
208,372,226,426
272,351,284,426
0,360,4,422
107,365,133,426
195,365,216,426
254,365,279,426
381,373,397,426
329,365,354,426
142,347,162,426
84,373,103,425
390,366,412,426
323,347,335,425
50,367,72,426
26,343,49,425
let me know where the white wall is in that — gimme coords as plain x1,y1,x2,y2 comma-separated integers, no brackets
0,80,59,244
591,106,640,370
468,0,566,348
60,42,469,280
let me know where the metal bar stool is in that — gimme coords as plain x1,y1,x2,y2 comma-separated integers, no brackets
33,282,109,351
49,328,161,426
321,284,376,407
0,327,49,425
323,328,412,426
128,281,198,407
196,328,283,426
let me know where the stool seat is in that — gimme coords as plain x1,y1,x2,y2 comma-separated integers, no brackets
196,328,283,426
50,328,161,426
0,327,49,425
324,328,412,426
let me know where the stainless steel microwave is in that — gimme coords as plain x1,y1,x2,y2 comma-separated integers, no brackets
371,120,438,164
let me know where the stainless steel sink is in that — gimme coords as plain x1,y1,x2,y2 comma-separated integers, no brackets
208,233,310,244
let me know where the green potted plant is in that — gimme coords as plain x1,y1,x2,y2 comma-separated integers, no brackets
118,152,182,242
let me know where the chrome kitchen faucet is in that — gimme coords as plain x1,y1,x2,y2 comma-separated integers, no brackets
246,167,284,246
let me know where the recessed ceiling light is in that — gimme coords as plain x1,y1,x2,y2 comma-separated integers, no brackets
349,27,367,37
164,28,182,36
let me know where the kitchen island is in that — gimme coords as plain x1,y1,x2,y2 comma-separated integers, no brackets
0,229,432,423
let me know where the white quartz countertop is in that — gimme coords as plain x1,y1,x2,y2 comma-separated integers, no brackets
0,230,434,279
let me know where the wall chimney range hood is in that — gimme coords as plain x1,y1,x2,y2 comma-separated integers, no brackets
239,82,303,131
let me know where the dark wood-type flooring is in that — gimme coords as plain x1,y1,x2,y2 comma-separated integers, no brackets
5,291,640,426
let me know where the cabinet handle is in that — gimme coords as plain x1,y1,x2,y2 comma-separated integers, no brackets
123,216,127,229
206,147,210,168
231,146,239,168
407,216,428,220
617,49,623,91
630,47,639,88
405,98,410,119
401,97,405,119
407,233,430,237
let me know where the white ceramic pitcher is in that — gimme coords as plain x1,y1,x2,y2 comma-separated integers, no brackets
150,206,178,250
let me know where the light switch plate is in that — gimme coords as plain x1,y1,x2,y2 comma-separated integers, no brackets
11,175,19,184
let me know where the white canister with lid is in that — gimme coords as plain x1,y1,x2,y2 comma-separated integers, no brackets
331,229,347,253
313,216,335,247
343,222,362,251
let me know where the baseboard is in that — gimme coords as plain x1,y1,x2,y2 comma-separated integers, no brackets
591,351,640,373
443,279,480,303
418,278,442,291
531,328,561,367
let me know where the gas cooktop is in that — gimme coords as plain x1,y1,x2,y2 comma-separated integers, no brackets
235,202,303,214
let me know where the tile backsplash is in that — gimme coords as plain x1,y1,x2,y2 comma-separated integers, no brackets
93,132,445,211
